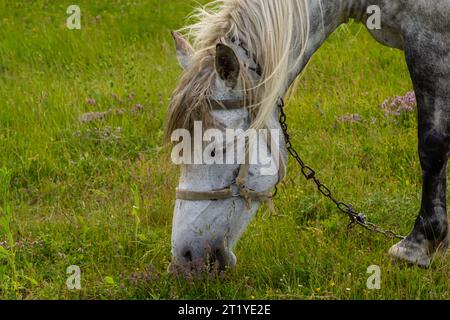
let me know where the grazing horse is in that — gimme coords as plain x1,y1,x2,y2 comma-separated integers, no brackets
166,0,449,269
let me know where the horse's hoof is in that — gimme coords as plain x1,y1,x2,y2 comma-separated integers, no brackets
388,235,449,268
388,239,432,268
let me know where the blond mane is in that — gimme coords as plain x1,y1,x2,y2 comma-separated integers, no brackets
165,0,310,142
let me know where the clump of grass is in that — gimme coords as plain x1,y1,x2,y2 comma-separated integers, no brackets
0,168,19,297
131,183,141,243
169,259,226,284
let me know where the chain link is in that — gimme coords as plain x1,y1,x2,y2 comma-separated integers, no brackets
277,98,405,240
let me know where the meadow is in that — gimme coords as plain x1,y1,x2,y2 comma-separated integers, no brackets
0,0,448,299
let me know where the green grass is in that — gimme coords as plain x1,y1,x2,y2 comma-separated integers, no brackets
0,0,448,300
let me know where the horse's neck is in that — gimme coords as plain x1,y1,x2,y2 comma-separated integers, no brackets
285,0,370,91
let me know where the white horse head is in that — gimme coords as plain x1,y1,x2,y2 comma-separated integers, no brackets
165,0,312,271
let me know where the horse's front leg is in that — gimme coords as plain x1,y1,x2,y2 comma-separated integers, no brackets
389,90,449,267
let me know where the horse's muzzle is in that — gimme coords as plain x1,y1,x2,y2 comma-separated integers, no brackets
171,236,237,272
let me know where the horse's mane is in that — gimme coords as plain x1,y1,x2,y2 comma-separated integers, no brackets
165,0,310,142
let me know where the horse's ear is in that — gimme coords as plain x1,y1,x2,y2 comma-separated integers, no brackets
171,31,194,69
215,43,240,88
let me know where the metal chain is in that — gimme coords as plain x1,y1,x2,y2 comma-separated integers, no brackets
276,98,405,240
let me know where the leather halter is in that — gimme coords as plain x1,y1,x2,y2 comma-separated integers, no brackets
175,98,281,210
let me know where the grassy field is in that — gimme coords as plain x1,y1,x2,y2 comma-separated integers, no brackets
0,0,448,300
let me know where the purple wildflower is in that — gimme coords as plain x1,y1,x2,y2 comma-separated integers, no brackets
79,111,111,123
337,113,362,124
112,93,124,104
134,103,144,112
86,98,97,106
381,91,416,116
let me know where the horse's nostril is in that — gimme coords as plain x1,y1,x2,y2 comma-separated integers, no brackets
183,250,192,262
210,248,226,269
213,248,222,259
